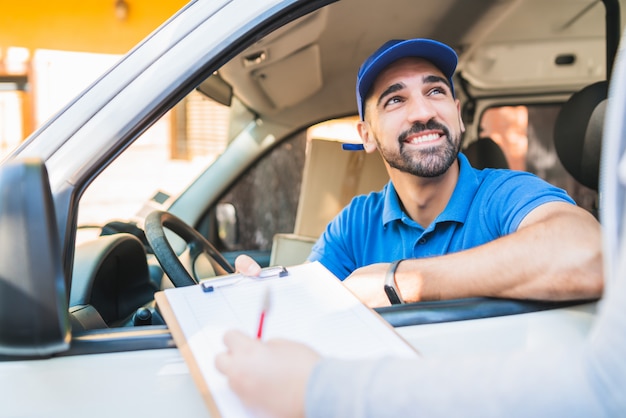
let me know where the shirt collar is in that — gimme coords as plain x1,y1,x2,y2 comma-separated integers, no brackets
382,153,480,226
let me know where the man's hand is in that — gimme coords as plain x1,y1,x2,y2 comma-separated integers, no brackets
215,330,320,418
234,254,262,276
344,263,393,307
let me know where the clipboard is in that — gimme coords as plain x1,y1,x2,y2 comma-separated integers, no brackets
155,290,221,416
155,261,419,418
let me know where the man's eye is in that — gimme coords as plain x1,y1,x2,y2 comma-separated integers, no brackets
385,96,403,107
428,87,447,96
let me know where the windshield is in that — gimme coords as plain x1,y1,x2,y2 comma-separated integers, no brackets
77,90,232,233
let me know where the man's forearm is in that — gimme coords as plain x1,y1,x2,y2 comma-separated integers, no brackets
396,204,603,302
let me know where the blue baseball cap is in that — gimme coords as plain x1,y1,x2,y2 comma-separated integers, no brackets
356,38,458,120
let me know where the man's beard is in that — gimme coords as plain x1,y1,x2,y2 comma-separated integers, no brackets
377,121,460,177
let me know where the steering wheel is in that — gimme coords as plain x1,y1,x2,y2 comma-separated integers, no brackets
144,210,235,287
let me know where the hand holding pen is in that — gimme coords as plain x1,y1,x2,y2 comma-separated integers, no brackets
215,328,320,418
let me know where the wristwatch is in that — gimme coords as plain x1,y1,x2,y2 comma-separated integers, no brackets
384,260,405,305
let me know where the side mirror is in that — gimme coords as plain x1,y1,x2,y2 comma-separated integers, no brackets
0,159,70,356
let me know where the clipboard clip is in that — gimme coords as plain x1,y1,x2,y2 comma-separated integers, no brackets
201,265,288,293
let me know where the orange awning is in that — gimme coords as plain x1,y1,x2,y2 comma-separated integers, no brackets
0,0,188,54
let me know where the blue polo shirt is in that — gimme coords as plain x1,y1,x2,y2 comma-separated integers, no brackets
308,153,575,280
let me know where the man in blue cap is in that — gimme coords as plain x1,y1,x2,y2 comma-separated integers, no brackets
215,40,626,418
236,38,602,307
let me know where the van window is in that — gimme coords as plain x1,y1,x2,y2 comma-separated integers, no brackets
480,105,598,214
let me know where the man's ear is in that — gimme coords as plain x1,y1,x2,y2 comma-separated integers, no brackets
357,120,377,153
456,99,466,134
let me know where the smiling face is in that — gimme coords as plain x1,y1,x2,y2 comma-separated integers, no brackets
358,57,465,178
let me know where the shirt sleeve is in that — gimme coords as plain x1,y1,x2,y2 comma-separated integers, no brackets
481,170,576,235
306,349,611,417
305,253,626,418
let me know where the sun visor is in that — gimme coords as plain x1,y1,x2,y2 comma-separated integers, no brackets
252,44,322,109
462,39,606,93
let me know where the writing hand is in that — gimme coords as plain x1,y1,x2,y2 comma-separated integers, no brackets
215,330,320,418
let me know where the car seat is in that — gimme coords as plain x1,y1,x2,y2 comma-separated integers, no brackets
270,138,388,266
554,81,608,192
463,137,509,170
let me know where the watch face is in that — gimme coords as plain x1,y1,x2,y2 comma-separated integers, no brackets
384,284,403,305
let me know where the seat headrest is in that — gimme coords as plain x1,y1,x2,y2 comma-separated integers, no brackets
463,137,509,170
554,81,608,191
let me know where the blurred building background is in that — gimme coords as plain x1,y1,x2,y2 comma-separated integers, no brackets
0,1,249,227
0,0,188,157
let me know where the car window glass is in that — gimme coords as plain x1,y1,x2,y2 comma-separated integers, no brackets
203,117,364,259
207,130,307,254
479,104,598,214
76,91,231,242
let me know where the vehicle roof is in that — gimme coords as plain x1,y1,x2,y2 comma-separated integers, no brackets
215,0,621,132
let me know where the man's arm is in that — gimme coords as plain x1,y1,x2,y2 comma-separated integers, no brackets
344,201,603,307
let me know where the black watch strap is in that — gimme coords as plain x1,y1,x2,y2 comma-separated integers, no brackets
384,260,405,305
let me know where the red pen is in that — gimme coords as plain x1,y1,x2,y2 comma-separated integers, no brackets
256,288,271,339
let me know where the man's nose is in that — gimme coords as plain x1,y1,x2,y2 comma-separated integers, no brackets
406,94,437,124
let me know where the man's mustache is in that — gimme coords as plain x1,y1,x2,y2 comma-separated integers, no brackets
398,120,450,143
